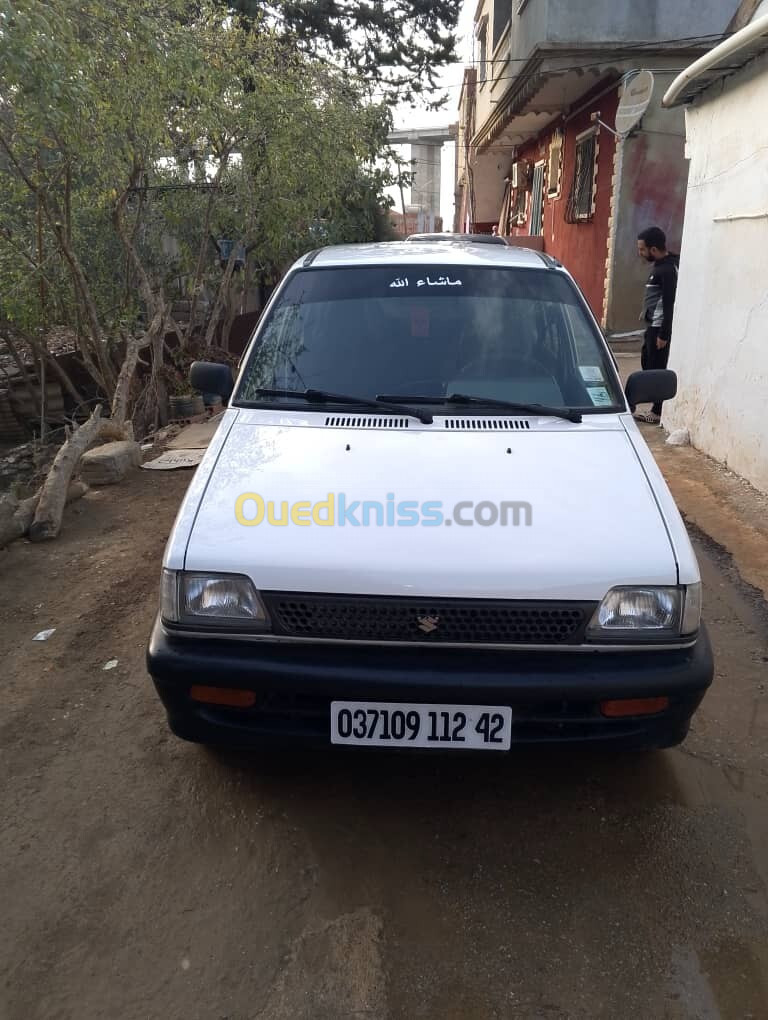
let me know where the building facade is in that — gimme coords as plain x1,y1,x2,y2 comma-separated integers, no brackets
662,4,768,493
455,0,737,329
389,209,444,237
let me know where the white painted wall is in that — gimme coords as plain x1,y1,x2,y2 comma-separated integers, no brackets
665,50,768,494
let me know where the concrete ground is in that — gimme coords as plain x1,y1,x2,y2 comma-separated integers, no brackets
1,394,767,1020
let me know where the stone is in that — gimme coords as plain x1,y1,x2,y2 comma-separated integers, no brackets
80,440,141,486
666,428,691,447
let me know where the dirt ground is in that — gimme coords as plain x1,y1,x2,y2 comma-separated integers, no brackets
1,444,768,1019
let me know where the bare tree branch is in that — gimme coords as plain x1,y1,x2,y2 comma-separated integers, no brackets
0,131,114,390
112,171,164,320
28,405,108,542
187,151,230,341
205,237,247,348
111,311,163,426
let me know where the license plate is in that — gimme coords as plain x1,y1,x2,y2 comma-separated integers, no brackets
330,702,512,751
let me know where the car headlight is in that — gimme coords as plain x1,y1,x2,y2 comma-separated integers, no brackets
587,584,701,640
160,569,269,629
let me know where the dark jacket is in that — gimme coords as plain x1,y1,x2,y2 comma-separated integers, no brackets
642,253,679,342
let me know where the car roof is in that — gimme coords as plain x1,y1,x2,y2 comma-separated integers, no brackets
406,232,508,246
295,241,555,271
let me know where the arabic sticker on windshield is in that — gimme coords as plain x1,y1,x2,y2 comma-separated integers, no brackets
417,276,462,288
388,276,462,290
587,386,613,407
580,366,604,383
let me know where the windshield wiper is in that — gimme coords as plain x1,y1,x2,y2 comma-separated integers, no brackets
447,394,582,423
378,393,582,423
247,388,433,424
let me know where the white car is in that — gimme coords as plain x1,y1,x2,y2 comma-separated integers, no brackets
147,241,712,752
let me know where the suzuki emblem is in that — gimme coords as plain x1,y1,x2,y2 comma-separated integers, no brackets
417,614,440,634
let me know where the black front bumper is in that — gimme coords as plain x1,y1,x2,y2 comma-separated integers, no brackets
147,617,714,751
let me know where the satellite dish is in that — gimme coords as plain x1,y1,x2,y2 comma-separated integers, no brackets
616,70,655,136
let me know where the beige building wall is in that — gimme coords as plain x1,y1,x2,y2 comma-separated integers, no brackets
664,51,768,493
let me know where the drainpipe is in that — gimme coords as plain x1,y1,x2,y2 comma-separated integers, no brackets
663,13,768,107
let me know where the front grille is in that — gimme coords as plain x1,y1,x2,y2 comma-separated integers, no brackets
263,593,596,645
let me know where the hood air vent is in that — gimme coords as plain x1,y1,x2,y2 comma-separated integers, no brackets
325,415,410,429
443,417,530,431
323,415,531,431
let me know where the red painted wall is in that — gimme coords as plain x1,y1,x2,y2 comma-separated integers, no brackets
508,85,620,322
623,133,685,247
606,123,689,331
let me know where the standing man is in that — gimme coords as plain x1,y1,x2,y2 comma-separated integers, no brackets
634,226,679,424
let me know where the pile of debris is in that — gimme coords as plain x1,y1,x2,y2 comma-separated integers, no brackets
0,327,85,444
0,439,59,497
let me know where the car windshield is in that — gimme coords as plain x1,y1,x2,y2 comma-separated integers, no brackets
236,265,624,412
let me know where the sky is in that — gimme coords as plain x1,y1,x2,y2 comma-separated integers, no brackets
384,1,476,227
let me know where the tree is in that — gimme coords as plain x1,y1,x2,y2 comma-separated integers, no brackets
0,0,401,540
228,0,463,104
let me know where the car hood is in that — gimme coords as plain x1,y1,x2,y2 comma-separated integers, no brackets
183,413,678,600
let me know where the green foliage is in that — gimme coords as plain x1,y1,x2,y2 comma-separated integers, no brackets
228,0,462,104
0,0,403,378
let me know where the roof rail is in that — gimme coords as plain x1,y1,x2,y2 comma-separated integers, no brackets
303,247,325,267
537,252,563,269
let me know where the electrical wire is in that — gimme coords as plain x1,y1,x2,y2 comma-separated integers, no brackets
458,33,727,67
358,36,730,98
381,35,725,217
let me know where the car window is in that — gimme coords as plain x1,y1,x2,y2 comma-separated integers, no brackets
237,265,623,411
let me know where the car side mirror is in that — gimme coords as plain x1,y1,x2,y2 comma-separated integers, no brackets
189,361,234,401
625,369,677,408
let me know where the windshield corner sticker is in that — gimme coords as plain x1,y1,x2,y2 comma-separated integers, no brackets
587,386,613,407
580,366,604,383
389,276,462,290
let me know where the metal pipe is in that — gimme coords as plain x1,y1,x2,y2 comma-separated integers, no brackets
663,14,768,107
713,211,768,222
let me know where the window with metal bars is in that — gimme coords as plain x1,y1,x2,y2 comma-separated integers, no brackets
529,163,545,236
547,130,563,198
566,132,597,223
